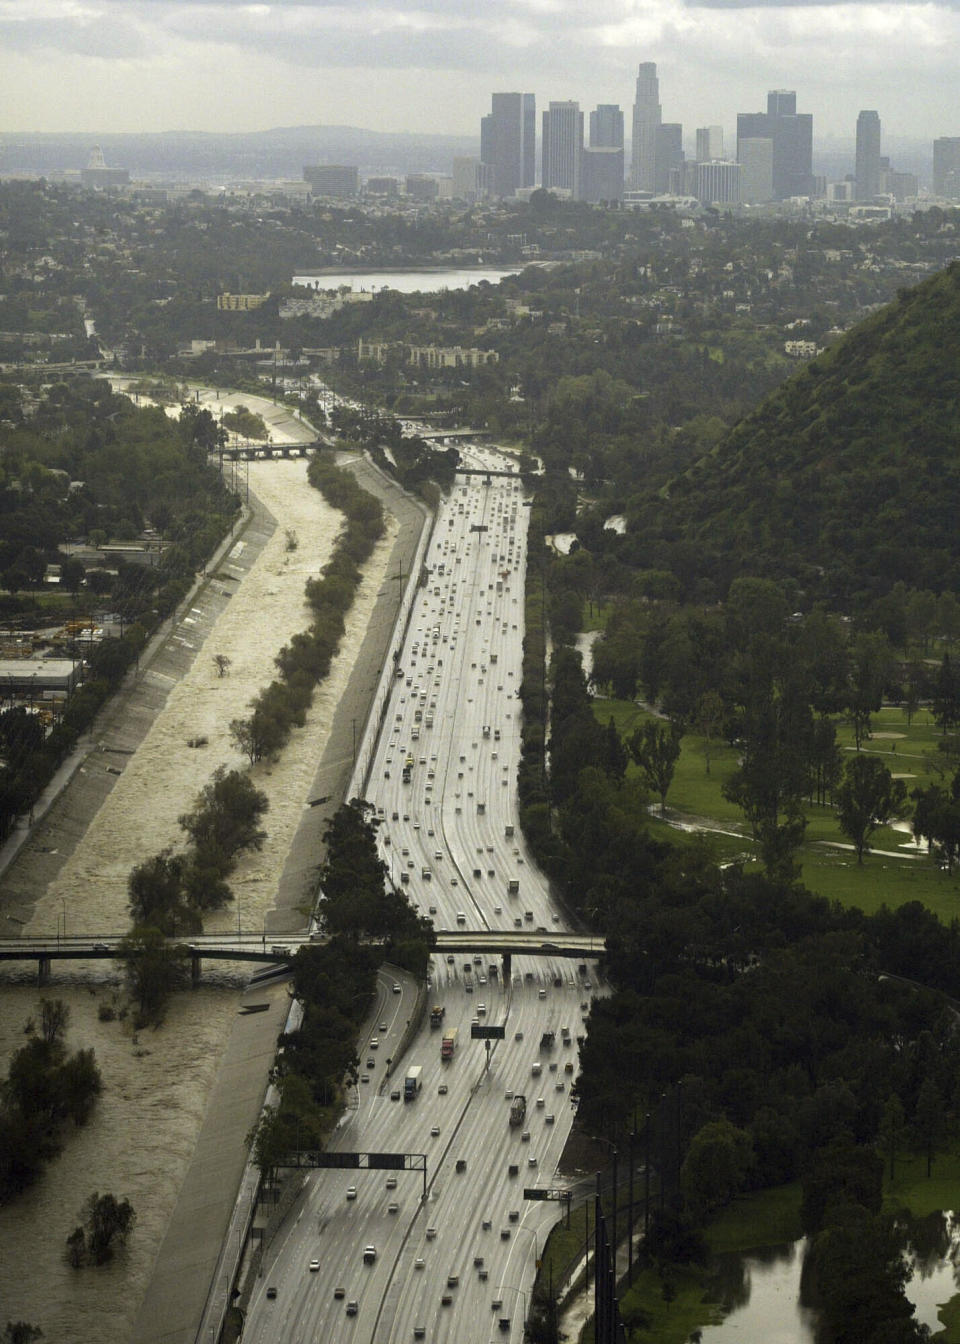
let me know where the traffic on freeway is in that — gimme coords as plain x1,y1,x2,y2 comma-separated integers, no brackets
242,441,597,1343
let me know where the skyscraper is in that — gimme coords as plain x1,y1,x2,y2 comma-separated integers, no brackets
933,138,960,198
480,92,536,197
631,62,661,192
696,126,724,162
584,104,624,202
855,111,881,200
590,104,624,149
654,123,683,194
542,101,584,198
738,139,774,203
737,90,812,198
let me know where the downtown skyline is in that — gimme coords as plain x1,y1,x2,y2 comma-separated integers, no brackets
0,0,959,145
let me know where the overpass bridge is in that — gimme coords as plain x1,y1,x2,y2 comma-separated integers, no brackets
0,930,604,986
220,440,325,461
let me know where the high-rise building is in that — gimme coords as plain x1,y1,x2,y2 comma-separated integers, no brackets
855,111,881,200
655,123,683,194
631,62,661,192
303,164,358,196
582,148,624,203
590,104,624,149
933,138,960,198
80,145,130,190
583,104,624,202
737,90,812,198
480,92,536,197
738,138,774,203
696,126,724,162
452,157,492,202
696,160,741,205
542,101,584,198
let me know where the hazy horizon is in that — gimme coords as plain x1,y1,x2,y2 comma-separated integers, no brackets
1,0,958,147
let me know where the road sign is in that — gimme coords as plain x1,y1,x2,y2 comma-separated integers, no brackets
524,1187,569,1202
470,1023,505,1039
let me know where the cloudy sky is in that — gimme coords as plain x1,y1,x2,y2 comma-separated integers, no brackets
1,0,957,143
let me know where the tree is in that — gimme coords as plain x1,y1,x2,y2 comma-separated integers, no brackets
127,850,199,936
845,633,895,749
628,719,683,813
178,766,268,874
932,653,960,735
212,654,231,678
877,1094,907,1182
913,1078,947,1178
119,926,189,1027
67,1192,135,1266
680,1118,753,1221
4,1325,42,1344
60,557,86,595
835,755,907,864
694,689,724,776
39,998,69,1046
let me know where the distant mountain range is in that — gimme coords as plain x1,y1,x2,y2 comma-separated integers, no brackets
0,125,935,185
0,124,480,181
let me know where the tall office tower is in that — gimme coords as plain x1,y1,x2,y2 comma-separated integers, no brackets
582,148,624,202
737,90,813,198
738,138,774,203
583,104,624,202
522,94,536,188
631,62,661,191
855,110,882,200
696,126,724,161
480,92,535,197
542,101,584,197
933,137,960,198
696,160,741,205
590,104,624,149
654,123,684,193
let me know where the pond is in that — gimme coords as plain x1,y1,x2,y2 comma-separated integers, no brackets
690,1213,960,1342
292,267,520,294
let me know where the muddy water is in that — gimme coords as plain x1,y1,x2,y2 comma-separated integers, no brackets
0,459,395,1340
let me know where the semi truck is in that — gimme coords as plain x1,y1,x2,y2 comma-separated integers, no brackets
540,1031,556,1050
507,879,520,895
509,1094,527,1127
430,1005,445,1029
404,1065,423,1101
441,1028,458,1061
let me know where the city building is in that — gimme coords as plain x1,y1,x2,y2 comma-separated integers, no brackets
452,157,492,201
696,160,741,205
737,89,813,198
303,164,358,196
80,146,129,190
404,174,439,201
217,293,269,311
583,104,624,202
655,123,684,194
364,177,398,196
696,126,724,161
630,62,661,192
542,101,584,198
590,104,624,149
855,111,881,200
738,138,774,203
480,92,536,198
933,138,960,198
581,148,624,203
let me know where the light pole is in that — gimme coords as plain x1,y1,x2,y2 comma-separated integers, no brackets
61,897,67,940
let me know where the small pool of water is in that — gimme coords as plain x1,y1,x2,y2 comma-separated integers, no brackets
687,1214,960,1342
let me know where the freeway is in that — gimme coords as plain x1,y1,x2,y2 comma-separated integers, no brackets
241,443,600,1344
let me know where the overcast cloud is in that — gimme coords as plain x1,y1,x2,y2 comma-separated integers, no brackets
0,0,956,143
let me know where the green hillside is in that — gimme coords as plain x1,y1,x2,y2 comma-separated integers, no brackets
635,259,960,607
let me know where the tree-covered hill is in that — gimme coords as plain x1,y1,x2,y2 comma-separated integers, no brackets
631,260,960,609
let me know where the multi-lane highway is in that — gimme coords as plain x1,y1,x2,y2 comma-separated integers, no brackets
242,444,597,1344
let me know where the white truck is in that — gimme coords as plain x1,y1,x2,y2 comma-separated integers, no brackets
404,1065,423,1101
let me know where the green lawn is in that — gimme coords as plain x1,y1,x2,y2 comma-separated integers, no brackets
592,698,960,919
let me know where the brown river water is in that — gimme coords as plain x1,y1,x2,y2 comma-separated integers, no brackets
0,458,395,1341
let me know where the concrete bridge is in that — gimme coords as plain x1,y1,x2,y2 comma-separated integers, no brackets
0,930,603,985
220,440,324,461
